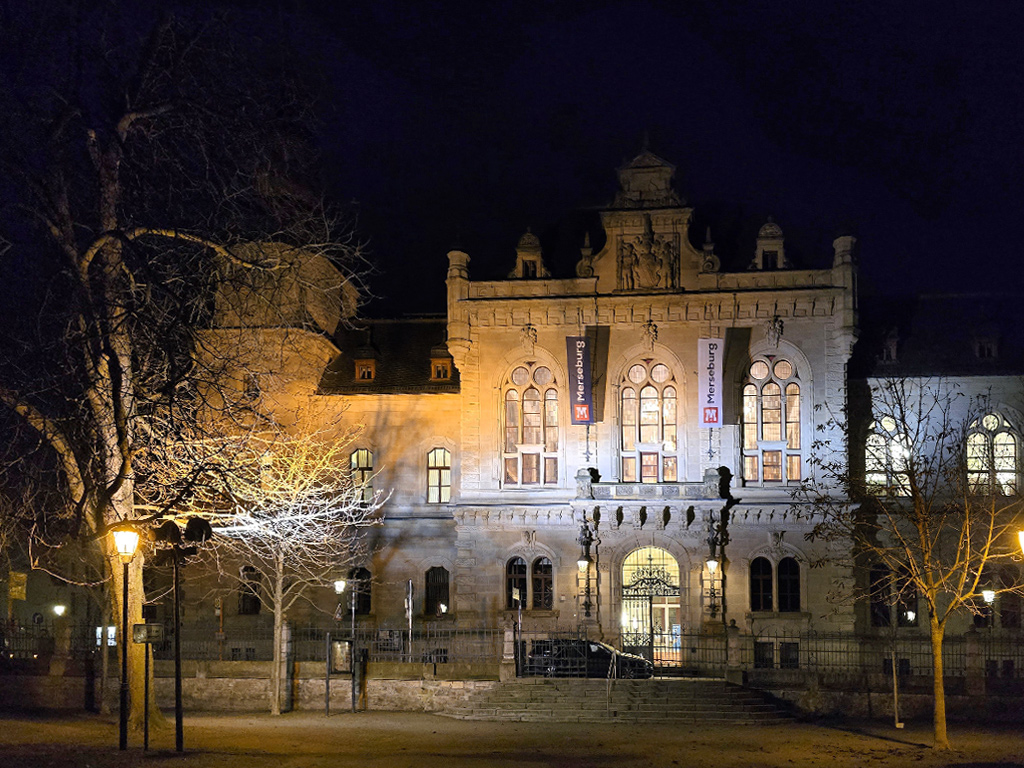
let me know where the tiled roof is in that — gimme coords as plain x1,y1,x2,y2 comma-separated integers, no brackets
319,316,460,394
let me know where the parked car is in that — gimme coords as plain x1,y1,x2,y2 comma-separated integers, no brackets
525,638,653,679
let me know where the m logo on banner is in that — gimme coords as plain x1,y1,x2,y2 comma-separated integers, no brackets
703,407,719,424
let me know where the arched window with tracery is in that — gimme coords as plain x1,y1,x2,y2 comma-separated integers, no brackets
531,557,554,609
620,361,678,483
967,412,1018,496
865,417,911,496
503,364,559,486
742,357,801,485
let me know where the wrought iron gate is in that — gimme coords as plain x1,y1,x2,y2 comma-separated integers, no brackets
621,548,681,673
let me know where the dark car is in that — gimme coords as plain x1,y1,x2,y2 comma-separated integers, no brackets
525,638,653,679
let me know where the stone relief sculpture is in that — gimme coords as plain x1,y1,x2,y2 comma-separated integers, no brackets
520,324,538,353
616,214,678,291
641,319,658,351
765,315,784,348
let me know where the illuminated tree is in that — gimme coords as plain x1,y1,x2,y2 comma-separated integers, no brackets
802,378,1024,749
0,5,366,728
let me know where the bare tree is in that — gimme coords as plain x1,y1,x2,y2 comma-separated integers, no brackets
0,5,367,727
159,426,383,715
801,378,1024,749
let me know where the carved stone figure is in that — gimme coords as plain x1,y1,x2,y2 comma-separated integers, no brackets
520,324,537,353
765,315,784,348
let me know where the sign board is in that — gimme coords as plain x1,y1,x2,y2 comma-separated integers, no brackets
133,623,165,644
8,571,26,601
330,639,352,674
566,336,594,424
697,338,725,428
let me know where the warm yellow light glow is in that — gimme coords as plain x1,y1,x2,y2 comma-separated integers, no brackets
706,558,719,574
982,589,996,604
1019,530,1024,557
334,579,347,594
577,555,591,572
110,525,140,561
53,605,66,617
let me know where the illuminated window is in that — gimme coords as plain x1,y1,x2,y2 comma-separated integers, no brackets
355,360,376,380
741,358,801,485
427,448,451,503
620,361,678,482
503,364,559,486
351,448,374,502
967,412,1018,496
865,417,911,496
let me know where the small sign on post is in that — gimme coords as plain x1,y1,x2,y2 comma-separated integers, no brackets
133,623,165,644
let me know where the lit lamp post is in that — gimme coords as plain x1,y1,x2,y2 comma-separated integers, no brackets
109,522,140,752
982,588,996,628
705,556,720,618
577,522,594,618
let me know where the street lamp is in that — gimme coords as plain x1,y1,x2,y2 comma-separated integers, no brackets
52,604,66,617
706,557,719,618
577,522,594,618
109,522,140,751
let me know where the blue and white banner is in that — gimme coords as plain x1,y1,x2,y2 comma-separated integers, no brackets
566,336,594,424
698,338,724,428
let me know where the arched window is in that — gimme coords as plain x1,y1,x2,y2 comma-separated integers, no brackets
967,412,1018,496
742,358,801,484
424,566,450,616
750,557,773,612
238,566,261,615
865,417,911,496
349,567,372,615
778,557,800,612
749,557,801,613
427,448,451,503
532,557,554,610
351,449,374,502
506,557,527,609
620,361,678,483
503,365,559,486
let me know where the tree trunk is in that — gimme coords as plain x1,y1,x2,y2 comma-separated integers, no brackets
270,570,284,715
929,616,949,749
99,598,110,715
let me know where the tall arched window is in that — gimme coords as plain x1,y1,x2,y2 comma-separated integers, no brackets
967,412,1018,495
742,358,801,484
427,448,451,503
532,557,554,609
238,566,261,615
620,361,678,483
503,364,559,485
865,417,911,496
750,557,773,612
349,567,372,615
351,449,374,502
749,557,801,613
777,557,801,613
506,557,527,609
424,566,450,616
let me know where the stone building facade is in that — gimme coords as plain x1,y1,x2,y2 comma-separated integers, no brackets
298,150,863,664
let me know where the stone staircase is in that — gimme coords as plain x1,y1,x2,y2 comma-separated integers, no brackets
442,677,791,724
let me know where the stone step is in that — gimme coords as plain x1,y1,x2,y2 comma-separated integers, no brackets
441,678,791,724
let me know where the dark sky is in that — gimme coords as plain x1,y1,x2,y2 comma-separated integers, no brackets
297,1,1024,316
5,1,1023,317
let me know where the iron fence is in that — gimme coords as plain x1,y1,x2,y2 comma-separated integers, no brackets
2,619,1021,681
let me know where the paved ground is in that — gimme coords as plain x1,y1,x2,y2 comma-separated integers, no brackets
0,711,1022,768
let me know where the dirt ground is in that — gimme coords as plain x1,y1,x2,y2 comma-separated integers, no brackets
0,711,1022,768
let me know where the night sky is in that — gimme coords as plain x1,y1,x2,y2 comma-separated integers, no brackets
5,1,1024,317
302,1,1024,316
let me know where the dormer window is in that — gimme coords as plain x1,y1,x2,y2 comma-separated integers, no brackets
881,332,898,363
355,359,376,380
753,218,787,271
509,229,550,279
974,338,998,360
431,360,451,381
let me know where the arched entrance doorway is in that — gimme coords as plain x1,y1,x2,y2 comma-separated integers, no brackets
620,547,681,671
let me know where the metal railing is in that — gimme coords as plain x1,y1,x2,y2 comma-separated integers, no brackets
3,620,1021,681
